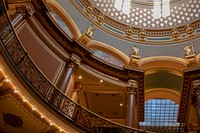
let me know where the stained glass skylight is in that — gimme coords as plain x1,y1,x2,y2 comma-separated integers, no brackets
140,99,180,132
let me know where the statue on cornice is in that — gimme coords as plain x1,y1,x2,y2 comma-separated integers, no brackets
129,45,141,68
85,24,95,36
79,24,95,45
184,41,197,68
131,45,139,56
184,42,194,56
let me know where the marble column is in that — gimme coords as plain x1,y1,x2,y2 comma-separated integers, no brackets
125,79,137,128
56,59,78,95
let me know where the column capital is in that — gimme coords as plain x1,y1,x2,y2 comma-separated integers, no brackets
67,59,79,71
16,4,34,18
67,53,81,71
126,79,137,95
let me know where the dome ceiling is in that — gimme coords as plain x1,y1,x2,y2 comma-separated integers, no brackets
70,0,200,45
55,0,200,58
90,0,200,29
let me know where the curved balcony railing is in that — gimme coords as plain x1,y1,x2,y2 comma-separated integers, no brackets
0,0,152,132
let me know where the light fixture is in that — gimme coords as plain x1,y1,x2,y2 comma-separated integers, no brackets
14,89,18,94
32,107,35,111
100,79,103,83
4,78,9,82
40,115,44,119
50,122,54,126
120,103,123,106
59,128,63,132
78,75,82,80
23,98,27,102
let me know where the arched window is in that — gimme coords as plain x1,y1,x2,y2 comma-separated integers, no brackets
49,10,73,38
92,49,124,67
140,98,180,132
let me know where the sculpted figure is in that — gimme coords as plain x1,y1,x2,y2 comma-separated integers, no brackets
85,24,95,36
184,42,194,56
131,46,139,56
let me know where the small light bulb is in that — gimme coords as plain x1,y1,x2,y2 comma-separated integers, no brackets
4,78,9,82
32,107,35,111
40,115,44,119
50,122,53,126
59,128,63,132
14,89,18,93
100,80,103,83
23,99,26,102
120,103,123,107
78,76,82,79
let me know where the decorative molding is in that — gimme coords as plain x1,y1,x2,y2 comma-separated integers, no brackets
185,54,197,68
178,67,200,122
145,88,180,104
16,4,35,18
71,0,200,44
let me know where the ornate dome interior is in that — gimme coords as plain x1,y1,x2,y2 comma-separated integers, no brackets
55,0,200,59
0,0,200,133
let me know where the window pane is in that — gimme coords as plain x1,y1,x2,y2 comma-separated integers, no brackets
140,98,180,132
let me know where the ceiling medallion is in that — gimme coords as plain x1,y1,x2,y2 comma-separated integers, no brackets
73,0,200,44
3,113,23,128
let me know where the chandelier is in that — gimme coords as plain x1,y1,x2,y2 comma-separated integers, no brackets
114,0,170,19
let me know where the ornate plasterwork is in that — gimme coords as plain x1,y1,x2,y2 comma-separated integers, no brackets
89,0,199,29
178,68,200,122
71,0,200,44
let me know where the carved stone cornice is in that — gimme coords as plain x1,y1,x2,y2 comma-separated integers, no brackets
185,54,197,68
171,28,180,40
16,4,34,18
178,68,200,122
